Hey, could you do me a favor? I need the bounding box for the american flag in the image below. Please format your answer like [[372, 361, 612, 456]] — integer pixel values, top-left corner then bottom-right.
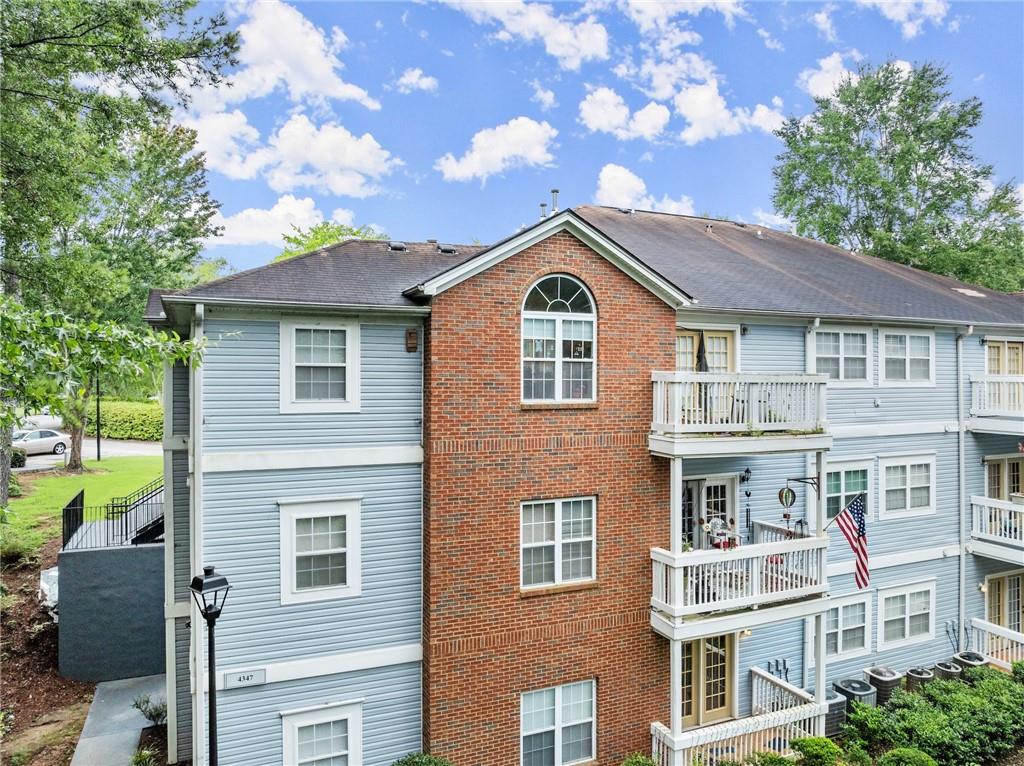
[[836, 493, 869, 589]]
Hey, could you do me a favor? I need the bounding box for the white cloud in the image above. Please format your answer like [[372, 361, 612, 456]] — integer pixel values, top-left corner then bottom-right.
[[208, 195, 325, 247], [191, 0, 379, 112], [531, 80, 558, 111], [636, 52, 717, 101], [184, 109, 264, 179], [435, 116, 558, 183], [796, 51, 859, 99], [395, 67, 439, 93], [331, 208, 356, 226], [674, 79, 784, 144], [447, 1, 608, 71], [856, 0, 949, 39], [594, 163, 696, 215], [578, 87, 670, 140], [619, 0, 748, 32], [812, 4, 838, 42], [757, 28, 784, 52], [753, 208, 794, 231]]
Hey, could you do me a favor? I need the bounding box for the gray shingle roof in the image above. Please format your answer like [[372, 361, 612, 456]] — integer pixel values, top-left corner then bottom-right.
[[573, 206, 1024, 326]]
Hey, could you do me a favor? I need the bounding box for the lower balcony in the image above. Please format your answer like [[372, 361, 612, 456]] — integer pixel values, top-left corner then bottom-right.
[[969, 496, 1024, 565], [970, 618, 1024, 671], [651, 522, 829, 640], [652, 668, 826, 766]]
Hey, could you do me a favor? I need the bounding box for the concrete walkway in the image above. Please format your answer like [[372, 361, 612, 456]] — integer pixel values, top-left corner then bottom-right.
[[72, 673, 165, 766]]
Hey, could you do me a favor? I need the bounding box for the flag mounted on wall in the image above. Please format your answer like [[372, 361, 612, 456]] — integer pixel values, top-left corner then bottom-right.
[[835, 493, 869, 589]]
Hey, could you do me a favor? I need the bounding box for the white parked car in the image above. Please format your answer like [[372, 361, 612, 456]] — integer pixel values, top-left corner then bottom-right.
[[12, 428, 70, 455]]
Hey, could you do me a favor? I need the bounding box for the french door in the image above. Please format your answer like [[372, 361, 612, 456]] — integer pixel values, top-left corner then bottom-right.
[[682, 478, 736, 550], [987, 341, 1024, 376], [680, 635, 734, 727], [986, 458, 1023, 500], [987, 573, 1024, 633]]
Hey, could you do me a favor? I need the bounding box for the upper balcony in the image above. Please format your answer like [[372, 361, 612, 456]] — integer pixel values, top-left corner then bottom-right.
[[650, 372, 832, 457], [968, 495, 1024, 565], [969, 376, 1024, 436], [650, 521, 830, 641]]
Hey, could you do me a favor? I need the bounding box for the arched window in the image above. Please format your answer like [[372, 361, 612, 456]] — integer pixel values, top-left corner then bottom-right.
[[522, 274, 596, 402]]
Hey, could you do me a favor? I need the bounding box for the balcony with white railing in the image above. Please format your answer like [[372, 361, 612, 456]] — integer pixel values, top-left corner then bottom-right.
[[970, 618, 1024, 671], [651, 521, 829, 640], [969, 495, 1024, 565], [650, 372, 832, 457], [652, 668, 825, 766], [969, 376, 1024, 435]]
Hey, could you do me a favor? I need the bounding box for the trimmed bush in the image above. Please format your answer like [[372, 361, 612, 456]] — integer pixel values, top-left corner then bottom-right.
[[791, 737, 842, 766], [8, 473, 21, 498], [11, 448, 25, 468], [744, 754, 791, 766], [1013, 660, 1024, 685], [878, 749, 938, 766], [84, 400, 163, 441], [391, 755, 455, 766], [621, 755, 656, 766]]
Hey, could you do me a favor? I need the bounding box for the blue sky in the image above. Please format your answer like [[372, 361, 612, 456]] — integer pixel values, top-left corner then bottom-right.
[[184, 1, 1024, 271]]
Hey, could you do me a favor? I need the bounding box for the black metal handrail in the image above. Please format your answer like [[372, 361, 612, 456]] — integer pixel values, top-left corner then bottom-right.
[[61, 477, 164, 551]]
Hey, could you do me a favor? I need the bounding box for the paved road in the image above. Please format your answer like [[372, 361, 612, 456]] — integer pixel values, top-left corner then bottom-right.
[[15, 414, 161, 472]]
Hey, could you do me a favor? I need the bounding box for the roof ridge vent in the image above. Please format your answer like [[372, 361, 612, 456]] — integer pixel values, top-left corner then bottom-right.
[[388, 241, 408, 252], [437, 244, 458, 255]]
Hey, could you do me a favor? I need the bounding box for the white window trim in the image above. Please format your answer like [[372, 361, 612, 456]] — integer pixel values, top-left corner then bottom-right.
[[279, 497, 362, 605], [281, 701, 362, 766], [520, 496, 598, 590], [824, 459, 875, 523], [878, 454, 937, 519], [811, 325, 874, 388], [520, 680, 596, 766], [279, 318, 361, 414], [879, 328, 936, 388], [808, 591, 874, 666], [521, 276, 597, 404], [877, 579, 936, 650]]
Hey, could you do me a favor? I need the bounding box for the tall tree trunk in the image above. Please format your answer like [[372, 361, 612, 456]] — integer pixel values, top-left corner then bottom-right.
[[0, 421, 12, 507], [63, 392, 89, 472]]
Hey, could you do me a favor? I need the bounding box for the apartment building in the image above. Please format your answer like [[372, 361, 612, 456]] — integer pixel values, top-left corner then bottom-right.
[[146, 205, 1023, 766]]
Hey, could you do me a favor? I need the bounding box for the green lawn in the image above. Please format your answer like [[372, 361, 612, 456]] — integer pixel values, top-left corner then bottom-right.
[[3, 456, 162, 564]]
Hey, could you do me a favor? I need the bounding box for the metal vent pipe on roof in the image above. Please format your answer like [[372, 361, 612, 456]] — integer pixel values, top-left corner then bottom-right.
[[550, 188, 559, 213], [539, 202, 547, 220]]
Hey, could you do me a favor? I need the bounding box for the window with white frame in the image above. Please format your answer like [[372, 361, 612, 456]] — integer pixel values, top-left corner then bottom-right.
[[521, 497, 596, 588], [815, 329, 871, 383], [826, 462, 871, 520], [522, 275, 596, 402], [280, 319, 361, 414], [810, 594, 872, 664], [881, 331, 933, 384], [279, 498, 361, 604], [879, 582, 934, 648], [282, 702, 362, 766], [521, 680, 595, 766], [880, 455, 935, 518]]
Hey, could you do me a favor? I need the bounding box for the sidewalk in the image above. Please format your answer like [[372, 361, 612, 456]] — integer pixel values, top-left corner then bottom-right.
[[71, 674, 164, 766]]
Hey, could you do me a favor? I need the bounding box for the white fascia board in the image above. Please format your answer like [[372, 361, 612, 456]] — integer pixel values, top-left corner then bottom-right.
[[416, 212, 692, 309]]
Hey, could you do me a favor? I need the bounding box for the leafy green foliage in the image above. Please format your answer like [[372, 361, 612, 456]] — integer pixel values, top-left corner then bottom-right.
[[391, 755, 455, 766], [791, 737, 843, 766], [620, 754, 657, 766], [275, 221, 387, 262], [10, 450, 25, 469], [7, 473, 21, 498], [743, 753, 791, 766], [85, 400, 163, 442], [131, 694, 167, 726], [773, 61, 1024, 292], [1013, 660, 1024, 685], [878, 748, 938, 766], [131, 750, 159, 766]]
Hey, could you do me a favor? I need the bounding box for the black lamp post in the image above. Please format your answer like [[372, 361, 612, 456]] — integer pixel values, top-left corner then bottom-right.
[[189, 565, 230, 766]]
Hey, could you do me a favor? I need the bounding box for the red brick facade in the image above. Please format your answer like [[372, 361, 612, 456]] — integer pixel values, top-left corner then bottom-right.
[[423, 230, 676, 764]]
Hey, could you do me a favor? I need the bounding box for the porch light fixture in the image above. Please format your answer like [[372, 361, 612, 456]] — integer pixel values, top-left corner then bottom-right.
[[190, 565, 230, 766], [740, 467, 752, 484]]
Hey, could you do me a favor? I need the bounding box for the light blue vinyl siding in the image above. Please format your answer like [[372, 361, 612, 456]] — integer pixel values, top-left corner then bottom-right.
[[201, 314, 422, 452], [174, 617, 192, 757], [964, 555, 1023, 620], [736, 620, 806, 716], [201, 463, 422, 667], [965, 431, 1022, 496], [217, 662, 421, 766], [739, 324, 805, 374]]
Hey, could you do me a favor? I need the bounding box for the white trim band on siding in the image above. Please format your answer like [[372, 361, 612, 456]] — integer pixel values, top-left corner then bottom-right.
[[201, 445, 424, 473], [827, 544, 960, 577], [830, 421, 959, 438], [210, 643, 422, 691]]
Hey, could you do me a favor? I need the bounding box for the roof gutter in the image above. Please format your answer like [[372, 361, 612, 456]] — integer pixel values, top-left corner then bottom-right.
[[680, 304, 1023, 330], [161, 294, 431, 316]]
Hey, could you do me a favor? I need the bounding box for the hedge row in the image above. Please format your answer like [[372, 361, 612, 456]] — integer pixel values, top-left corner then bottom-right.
[[84, 400, 163, 442]]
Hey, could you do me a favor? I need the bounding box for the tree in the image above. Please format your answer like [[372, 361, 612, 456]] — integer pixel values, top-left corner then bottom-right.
[[275, 222, 387, 262], [773, 61, 1024, 292]]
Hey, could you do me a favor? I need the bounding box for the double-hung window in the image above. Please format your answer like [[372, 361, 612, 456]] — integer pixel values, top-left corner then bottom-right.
[[522, 275, 596, 402], [521, 680, 595, 766], [810, 594, 871, 664], [879, 582, 934, 648], [815, 329, 870, 383], [279, 497, 361, 604], [826, 462, 871, 520], [280, 319, 361, 413], [881, 331, 933, 385], [521, 497, 596, 588], [880, 455, 935, 518], [282, 702, 362, 766]]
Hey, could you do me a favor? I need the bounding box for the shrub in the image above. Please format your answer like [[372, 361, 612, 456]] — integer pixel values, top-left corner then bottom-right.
[[391, 755, 455, 766], [85, 400, 163, 441], [0, 533, 35, 568], [11, 448, 25, 468], [878, 749, 938, 766], [791, 737, 842, 766], [842, 741, 872, 766], [1013, 660, 1024, 685], [7, 473, 21, 498], [131, 750, 159, 766], [131, 694, 167, 726], [621, 755, 656, 766], [745, 753, 791, 766]]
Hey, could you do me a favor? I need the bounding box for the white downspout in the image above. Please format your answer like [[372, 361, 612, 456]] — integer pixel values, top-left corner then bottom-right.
[[956, 325, 973, 652], [669, 457, 683, 738], [190, 304, 206, 765]]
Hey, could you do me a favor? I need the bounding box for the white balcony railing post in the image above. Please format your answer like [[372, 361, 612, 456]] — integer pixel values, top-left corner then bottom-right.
[[970, 495, 1024, 549], [970, 618, 1024, 670], [970, 375, 1024, 417]]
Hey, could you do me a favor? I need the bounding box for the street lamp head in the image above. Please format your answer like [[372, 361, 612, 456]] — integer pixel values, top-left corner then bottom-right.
[[190, 565, 230, 620]]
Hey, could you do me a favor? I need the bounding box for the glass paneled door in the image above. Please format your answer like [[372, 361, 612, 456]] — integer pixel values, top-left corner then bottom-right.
[[682, 478, 738, 550], [680, 635, 734, 728], [988, 573, 1024, 633]]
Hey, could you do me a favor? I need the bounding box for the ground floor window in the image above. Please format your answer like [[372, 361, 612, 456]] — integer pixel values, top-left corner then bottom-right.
[[521, 680, 595, 766], [879, 581, 935, 648], [281, 702, 361, 766]]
